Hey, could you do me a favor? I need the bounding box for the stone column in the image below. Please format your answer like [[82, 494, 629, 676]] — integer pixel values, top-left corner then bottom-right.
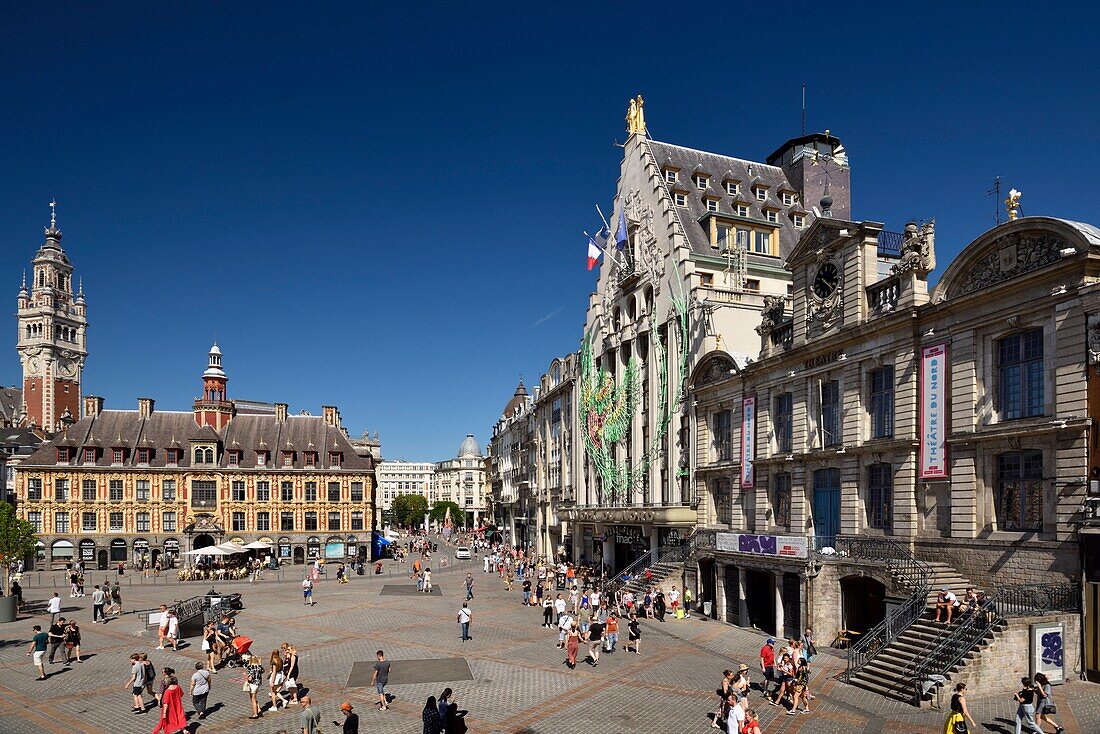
[[715, 562, 726, 621], [774, 571, 785, 639], [738, 567, 748, 626]]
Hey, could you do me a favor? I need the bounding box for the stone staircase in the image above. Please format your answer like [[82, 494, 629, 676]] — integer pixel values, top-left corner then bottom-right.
[[619, 560, 682, 598], [847, 560, 1003, 703]]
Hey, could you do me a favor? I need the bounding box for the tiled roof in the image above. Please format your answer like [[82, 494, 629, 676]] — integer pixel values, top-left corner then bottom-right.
[[22, 410, 373, 471], [647, 140, 811, 259], [0, 386, 23, 425]]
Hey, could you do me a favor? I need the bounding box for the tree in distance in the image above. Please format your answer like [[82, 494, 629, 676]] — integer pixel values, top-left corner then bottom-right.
[[391, 493, 429, 528]]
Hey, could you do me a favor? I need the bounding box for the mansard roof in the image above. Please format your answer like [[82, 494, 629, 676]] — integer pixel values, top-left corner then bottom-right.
[[23, 410, 372, 471], [646, 140, 809, 258]]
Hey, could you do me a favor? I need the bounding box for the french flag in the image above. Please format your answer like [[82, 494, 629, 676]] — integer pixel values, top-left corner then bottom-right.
[[586, 227, 608, 271]]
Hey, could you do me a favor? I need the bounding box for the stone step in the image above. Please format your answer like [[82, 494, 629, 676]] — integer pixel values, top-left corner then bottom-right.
[[846, 673, 919, 703]]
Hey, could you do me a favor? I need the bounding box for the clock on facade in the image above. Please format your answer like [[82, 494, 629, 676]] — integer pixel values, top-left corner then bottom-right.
[[812, 261, 840, 299]]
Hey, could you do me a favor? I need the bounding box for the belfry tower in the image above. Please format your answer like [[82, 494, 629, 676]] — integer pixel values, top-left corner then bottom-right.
[[16, 203, 87, 431], [193, 342, 234, 429]]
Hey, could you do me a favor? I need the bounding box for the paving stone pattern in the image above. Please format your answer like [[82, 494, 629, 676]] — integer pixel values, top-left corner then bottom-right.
[[1, 553, 1097, 734]]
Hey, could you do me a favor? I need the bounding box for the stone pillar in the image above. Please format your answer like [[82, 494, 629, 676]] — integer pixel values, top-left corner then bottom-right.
[[738, 567, 748, 626], [774, 572, 785, 639], [715, 562, 726, 622]]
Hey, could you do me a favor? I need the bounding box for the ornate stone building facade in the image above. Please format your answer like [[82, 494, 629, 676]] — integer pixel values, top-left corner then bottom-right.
[[489, 381, 535, 547], [687, 214, 1100, 686], [434, 434, 488, 527], [532, 354, 580, 557], [16, 344, 376, 569]]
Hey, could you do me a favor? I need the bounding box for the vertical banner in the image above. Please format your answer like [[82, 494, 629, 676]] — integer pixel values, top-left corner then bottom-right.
[[920, 343, 948, 479], [741, 396, 756, 488]]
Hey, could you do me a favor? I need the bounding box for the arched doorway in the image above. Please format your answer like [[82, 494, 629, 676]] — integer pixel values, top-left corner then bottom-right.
[[97, 549, 108, 570], [841, 575, 887, 635], [293, 546, 305, 564], [193, 534, 216, 550]]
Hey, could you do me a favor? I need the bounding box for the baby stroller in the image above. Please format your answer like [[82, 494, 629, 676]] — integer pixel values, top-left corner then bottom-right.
[[223, 635, 253, 668]]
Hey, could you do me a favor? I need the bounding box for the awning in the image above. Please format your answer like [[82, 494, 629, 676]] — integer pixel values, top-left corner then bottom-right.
[[242, 540, 272, 550]]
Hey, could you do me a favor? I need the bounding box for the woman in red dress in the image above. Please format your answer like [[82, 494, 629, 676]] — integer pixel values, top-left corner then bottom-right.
[[152, 675, 186, 734]]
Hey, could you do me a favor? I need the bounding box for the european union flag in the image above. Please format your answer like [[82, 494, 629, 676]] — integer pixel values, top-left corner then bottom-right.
[[615, 209, 628, 250]]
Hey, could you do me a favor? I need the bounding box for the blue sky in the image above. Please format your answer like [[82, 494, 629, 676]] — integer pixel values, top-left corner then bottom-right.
[[1, 3, 1096, 460]]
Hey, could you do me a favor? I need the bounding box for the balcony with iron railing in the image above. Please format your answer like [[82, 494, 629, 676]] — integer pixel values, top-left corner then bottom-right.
[[877, 230, 903, 257]]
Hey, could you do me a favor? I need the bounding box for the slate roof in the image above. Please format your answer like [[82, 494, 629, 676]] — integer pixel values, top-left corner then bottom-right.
[[22, 410, 374, 471], [646, 140, 811, 259], [0, 387, 23, 425]]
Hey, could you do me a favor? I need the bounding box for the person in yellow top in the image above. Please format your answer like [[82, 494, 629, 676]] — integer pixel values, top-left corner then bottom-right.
[[944, 682, 977, 734]]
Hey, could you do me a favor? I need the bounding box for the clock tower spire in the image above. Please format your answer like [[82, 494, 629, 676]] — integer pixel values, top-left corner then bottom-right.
[[16, 203, 87, 432]]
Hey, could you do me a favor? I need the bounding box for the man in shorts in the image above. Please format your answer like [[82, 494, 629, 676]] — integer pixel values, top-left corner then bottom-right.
[[156, 605, 170, 649], [370, 650, 390, 711], [26, 625, 49, 680], [759, 638, 776, 698], [166, 609, 180, 651], [302, 576, 315, 606], [585, 616, 605, 666]]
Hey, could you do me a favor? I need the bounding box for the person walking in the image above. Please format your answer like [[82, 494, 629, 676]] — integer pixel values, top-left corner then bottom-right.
[[565, 622, 581, 668], [63, 619, 82, 664], [335, 702, 359, 734], [189, 661, 211, 720], [47, 593, 62, 624], [604, 613, 619, 653], [26, 624, 49, 681], [151, 675, 186, 734], [127, 653, 148, 712], [46, 616, 66, 665], [371, 650, 390, 711], [302, 576, 315, 606], [944, 682, 977, 734], [1033, 672, 1064, 734], [91, 585, 107, 623], [156, 605, 170, 649], [423, 567, 433, 593], [283, 644, 301, 705], [626, 613, 641, 655], [802, 627, 817, 662], [457, 602, 472, 641], [422, 695, 442, 734], [465, 573, 474, 601], [1014, 677, 1045, 734], [299, 695, 321, 734], [166, 610, 180, 651], [712, 669, 735, 729], [759, 638, 776, 698], [268, 650, 289, 711], [242, 655, 264, 719], [585, 615, 605, 666], [542, 595, 554, 628], [110, 582, 123, 616], [202, 622, 219, 670]]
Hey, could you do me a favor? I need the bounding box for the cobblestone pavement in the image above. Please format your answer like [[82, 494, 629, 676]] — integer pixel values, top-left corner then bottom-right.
[[2, 557, 1097, 734]]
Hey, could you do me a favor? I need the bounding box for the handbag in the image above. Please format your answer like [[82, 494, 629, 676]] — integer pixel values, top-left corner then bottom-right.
[[952, 722, 968, 734]]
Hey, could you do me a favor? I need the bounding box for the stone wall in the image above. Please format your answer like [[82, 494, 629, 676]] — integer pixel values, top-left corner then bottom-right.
[[810, 560, 909, 645], [912, 538, 1078, 589], [952, 613, 1081, 696]]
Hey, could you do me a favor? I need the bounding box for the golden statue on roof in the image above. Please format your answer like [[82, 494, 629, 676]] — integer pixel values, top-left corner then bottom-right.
[[626, 94, 646, 136], [1006, 188, 1022, 221]]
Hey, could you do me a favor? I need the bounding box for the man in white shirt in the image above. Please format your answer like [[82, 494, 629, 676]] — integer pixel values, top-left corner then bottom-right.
[[156, 605, 170, 648], [166, 610, 180, 651], [668, 585, 680, 614], [47, 594, 62, 625], [557, 612, 573, 649], [726, 693, 746, 733], [553, 594, 567, 622], [935, 586, 959, 624]]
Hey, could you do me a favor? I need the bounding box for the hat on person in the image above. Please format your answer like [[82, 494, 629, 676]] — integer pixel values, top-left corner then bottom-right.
[[340, 702, 354, 712], [766, 637, 775, 644], [738, 663, 750, 672], [941, 586, 949, 592]]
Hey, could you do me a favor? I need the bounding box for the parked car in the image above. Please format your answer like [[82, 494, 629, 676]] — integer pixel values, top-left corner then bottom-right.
[[454, 546, 471, 560]]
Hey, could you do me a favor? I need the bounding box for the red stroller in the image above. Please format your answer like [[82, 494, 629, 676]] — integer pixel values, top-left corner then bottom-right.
[[223, 635, 253, 668]]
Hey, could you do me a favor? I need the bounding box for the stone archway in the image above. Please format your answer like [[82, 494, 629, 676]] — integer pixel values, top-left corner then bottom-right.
[[193, 534, 216, 550], [840, 575, 887, 635]]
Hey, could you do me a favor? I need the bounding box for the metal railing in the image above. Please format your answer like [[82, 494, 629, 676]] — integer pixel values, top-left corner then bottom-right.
[[602, 543, 686, 598], [908, 582, 1079, 705], [813, 535, 931, 682], [877, 230, 903, 256]]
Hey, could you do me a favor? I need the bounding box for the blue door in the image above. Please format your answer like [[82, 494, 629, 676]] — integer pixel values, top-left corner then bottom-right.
[[813, 468, 841, 541]]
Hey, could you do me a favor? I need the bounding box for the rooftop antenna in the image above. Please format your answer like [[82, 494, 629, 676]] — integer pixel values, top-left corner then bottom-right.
[[986, 176, 1004, 225], [801, 84, 806, 136]]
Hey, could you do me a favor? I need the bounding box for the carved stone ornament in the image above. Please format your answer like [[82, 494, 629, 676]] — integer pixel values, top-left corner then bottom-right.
[[1089, 315, 1100, 365], [696, 355, 736, 388], [808, 291, 842, 330], [755, 295, 787, 336], [956, 231, 1065, 297], [892, 220, 936, 276], [624, 188, 662, 292]]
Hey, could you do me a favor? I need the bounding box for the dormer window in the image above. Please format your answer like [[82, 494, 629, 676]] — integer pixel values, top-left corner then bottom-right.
[[725, 181, 740, 196], [137, 448, 152, 464], [664, 169, 678, 184], [736, 204, 749, 217], [781, 191, 795, 206], [329, 452, 343, 468], [166, 449, 180, 466], [705, 198, 719, 213], [112, 448, 124, 465], [282, 451, 294, 467], [765, 209, 779, 223], [257, 451, 268, 467], [193, 446, 215, 465], [694, 175, 709, 190], [304, 452, 317, 468], [673, 192, 687, 208], [793, 214, 806, 229], [754, 186, 768, 201], [57, 447, 72, 463], [228, 450, 240, 468], [83, 448, 96, 464]]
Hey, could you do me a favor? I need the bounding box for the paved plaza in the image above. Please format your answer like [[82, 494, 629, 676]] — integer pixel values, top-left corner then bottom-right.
[[2, 554, 1098, 734]]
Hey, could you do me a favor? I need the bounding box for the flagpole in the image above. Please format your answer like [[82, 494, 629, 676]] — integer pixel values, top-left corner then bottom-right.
[[595, 204, 612, 233], [584, 230, 623, 270]]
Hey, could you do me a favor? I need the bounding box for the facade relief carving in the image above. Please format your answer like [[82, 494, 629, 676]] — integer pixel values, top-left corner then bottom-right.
[[955, 231, 1065, 297], [755, 295, 787, 336], [695, 355, 736, 388], [891, 220, 936, 276]]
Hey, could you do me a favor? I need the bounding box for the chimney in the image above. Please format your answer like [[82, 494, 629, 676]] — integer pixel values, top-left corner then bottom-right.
[[274, 403, 288, 422], [137, 397, 155, 418], [322, 405, 340, 427], [83, 395, 104, 418]]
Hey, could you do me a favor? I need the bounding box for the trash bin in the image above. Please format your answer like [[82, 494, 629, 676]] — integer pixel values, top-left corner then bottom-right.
[[703, 601, 712, 617]]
